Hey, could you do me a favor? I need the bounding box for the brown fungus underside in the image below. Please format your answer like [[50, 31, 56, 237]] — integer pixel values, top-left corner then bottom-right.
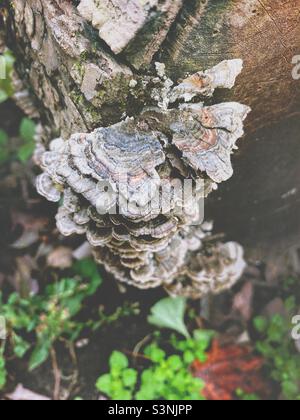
[[36, 59, 250, 298]]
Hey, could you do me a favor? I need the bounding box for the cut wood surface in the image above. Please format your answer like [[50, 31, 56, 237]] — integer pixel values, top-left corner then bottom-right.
[[159, 0, 300, 132]]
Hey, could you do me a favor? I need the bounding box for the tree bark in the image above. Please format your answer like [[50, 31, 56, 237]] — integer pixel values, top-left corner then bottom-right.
[[2, 0, 300, 264]]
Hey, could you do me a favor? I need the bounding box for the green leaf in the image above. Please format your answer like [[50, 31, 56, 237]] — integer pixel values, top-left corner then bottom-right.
[[148, 297, 190, 338], [113, 389, 132, 400], [193, 329, 215, 351], [96, 374, 112, 395], [122, 368, 138, 388], [141, 369, 154, 384], [0, 129, 9, 164], [13, 334, 30, 358], [18, 118, 36, 162], [282, 380, 299, 399], [285, 296, 296, 313], [73, 258, 103, 294], [136, 387, 156, 401], [0, 90, 8, 104], [17, 142, 35, 162], [29, 342, 51, 371], [144, 344, 166, 363], [254, 316, 268, 333], [167, 355, 183, 370], [109, 351, 129, 371], [0, 369, 6, 390], [183, 350, 195, 364], [0, 349, 7, 391], [19, 118, 36, 143], [0, 129, 8, 145]]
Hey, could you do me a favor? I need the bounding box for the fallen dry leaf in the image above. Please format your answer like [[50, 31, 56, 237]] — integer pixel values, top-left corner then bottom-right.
[[47, 246, 73, 269], [192, 339, 268, 400], [262, 298, 286, 318], [233, 281, 254, 321], [12, 256, 37, 294], [11, 230, 39, 249], [264, 253, 290, 286], [11, 210, 48, 232], [10, 211, 50, 249], [6, 384, 51, 401], [73, 242, 92, 260]]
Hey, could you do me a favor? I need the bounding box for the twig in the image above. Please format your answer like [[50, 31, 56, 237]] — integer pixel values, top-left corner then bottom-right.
[[123, 349, 150, 362], [132, 334, 152, 360], [65, 343, 79, 399], [50, 347, 61, 401]]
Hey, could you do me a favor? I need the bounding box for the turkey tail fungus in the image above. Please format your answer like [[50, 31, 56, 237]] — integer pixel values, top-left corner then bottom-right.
[[35, 59, 249, 298], [1, 0, 255, 298]]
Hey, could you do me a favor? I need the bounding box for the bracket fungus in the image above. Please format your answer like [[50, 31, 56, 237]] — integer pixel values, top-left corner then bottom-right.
[[36, 59, 250, 298], [169, 59, 244, 103]]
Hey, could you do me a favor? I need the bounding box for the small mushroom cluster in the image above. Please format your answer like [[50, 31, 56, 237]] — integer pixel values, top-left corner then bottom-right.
[[37, 60, 250, 298]]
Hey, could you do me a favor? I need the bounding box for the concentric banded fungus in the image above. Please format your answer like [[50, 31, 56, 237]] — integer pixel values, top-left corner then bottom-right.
[[170, 59, 244, 103], [170, 103, 250, 183], [36, 59, 250, 298]]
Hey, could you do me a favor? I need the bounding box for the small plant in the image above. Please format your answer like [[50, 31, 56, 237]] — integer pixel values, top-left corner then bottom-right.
[[236, 389, 260, 401], [97, 351, 138, 401], [96, 329, 214, 401], [17, 117, 36, 162], [254, 297, 300, 400], [0, 118, 36, 166], [0, 258, 103, 382], [89, 302, 140, 331]]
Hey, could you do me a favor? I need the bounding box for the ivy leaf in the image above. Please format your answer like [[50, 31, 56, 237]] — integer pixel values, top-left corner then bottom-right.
[[148, 297, 190, 338]]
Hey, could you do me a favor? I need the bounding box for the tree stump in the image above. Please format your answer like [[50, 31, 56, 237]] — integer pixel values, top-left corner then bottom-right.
[[1, 0, 300, 286]]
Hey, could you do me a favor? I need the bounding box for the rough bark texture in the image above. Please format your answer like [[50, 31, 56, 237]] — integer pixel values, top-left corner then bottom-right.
[[1, 0, 300, 278], [77, 0, 184, 69]]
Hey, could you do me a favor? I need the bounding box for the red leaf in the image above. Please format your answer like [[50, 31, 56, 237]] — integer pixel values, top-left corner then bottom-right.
[[192, 340, 268, 400]]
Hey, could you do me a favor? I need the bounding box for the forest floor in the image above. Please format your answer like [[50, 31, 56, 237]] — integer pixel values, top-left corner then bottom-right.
[[0, 100, 300, 401]]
